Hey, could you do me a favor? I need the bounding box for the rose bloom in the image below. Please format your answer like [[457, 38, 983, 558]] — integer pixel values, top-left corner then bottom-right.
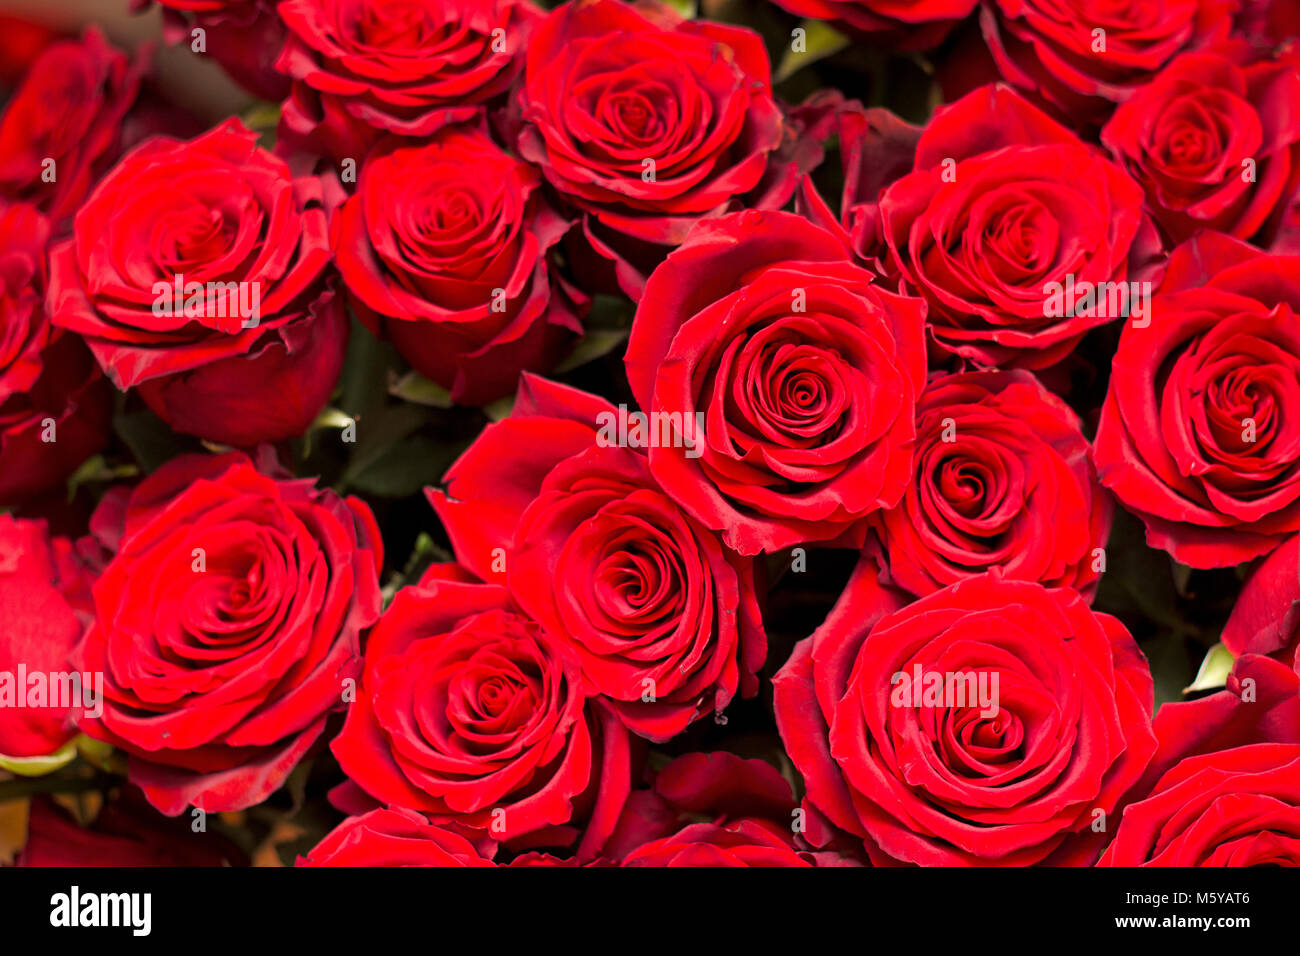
[[0, 515, 95, 769], [331, 564, 632, 857], [1222, 534, 1300, 671], [774, 560, 1157, 865], [979, 0, 1238, 127], [276, 0, 540, 162], [0, 28, 140, 227], [47, 119, 347, 447], [512, 0, 800, 299], [869, 369, 1111, 597], [1094, 231, 1300, 568], [429, 375, 766, 741], [0, 201, 111, 506], [1100, 654, 1300, 866], [74, 450, 383, 814], [767, 0, 977, 50], [1102, 52, 1300, 246], [878, 84, 1163, 370], [1136, 653, 1300, 797], [300, 808, 499, 866], [1099, 744, 1300, 866], [624, 209, 926, 556], [602, 751, 856, 866], [332, 122, 582, 406], [18, 791, 246, 867], [147, 0, 290, 101]]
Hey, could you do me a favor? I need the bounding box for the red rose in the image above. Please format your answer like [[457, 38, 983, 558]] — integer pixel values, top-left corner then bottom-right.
[[869, 369, 1111, 597], [429, 375, 767, 740], [979, 0, 1238, 127], [878, 84, 1164, 370], [622, 820, 816, 866], [1098, 743, 1300, 865], [300, 808, 498, 866], [602, 751, 856, 865], [1102, 52, 1300, 246], [624, 210, 926, 555], [0, 515, 95, 768], [0, 14, 62, 86], [0, 201, 110, 506], [47, 119, 347, 447], [1222, 535, 1300, 670], [513, 0, 797, 299], [151, 0, 291, 101], [1136, 653, 1300, 792], [332, 123, 582, 406], [276, 0, 539, 162], [18, 790, 246, 867], [767, 0, 977, 50], [0, 29, 141, 227], [331, 564, 632, 857], [74, 449, 383, 814], [1093, 231, 1300, 567], [773, 559, 1157, 865]]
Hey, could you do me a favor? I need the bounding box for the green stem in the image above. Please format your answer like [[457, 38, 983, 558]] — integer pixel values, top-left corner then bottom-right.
[[0, 772, 116, 802]]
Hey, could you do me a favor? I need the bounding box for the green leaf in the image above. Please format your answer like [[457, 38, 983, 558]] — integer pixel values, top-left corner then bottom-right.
[[345, 435, 458, 499], [1185, 642, 1234, 694], [240, 102, 282, 131], [483, 395, 515, 422], [553, 328, 630, 374], [65, 455, 139, 502], [337, 318, 392, 421], [660, 0, 697, 17], [113, 408, 198, 473], [0, 740, 77, 778], [338, 403, 435, 493], [775, 20, 849, 84], [388, 370, 453, 408]]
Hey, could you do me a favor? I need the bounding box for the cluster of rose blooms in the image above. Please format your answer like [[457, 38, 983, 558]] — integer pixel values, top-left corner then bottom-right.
[[1, 0, 1299, 867]]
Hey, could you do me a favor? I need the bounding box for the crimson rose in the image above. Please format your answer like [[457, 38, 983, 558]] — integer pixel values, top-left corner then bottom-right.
[[0, 515, 95, 769], [0, 202, 110, 505], [1102, 52, 1300, 246], [979, 0, 1238, 127], [331, 564, 632, 857], [0, 29, 140, 227], [774, 560, 1157, 865], [430, 375, 766, 740], [48, 119, 347, 447], [513, 0, 797, 299], [74, 449, 383, 814], [869, 369, 1111, 597], [300, 808, 498, 866], [878, 84, 1163, 369], [767, 0, 977, 49], [1094, 231, 1300, 567], [276, 0, 539, 162], [1099, 744, 1300, 865], [625, 209, 926, 555], [332, 123, 582, 405]]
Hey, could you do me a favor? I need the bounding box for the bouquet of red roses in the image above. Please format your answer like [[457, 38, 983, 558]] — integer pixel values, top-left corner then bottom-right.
[[0, 0, 1298, 873]]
